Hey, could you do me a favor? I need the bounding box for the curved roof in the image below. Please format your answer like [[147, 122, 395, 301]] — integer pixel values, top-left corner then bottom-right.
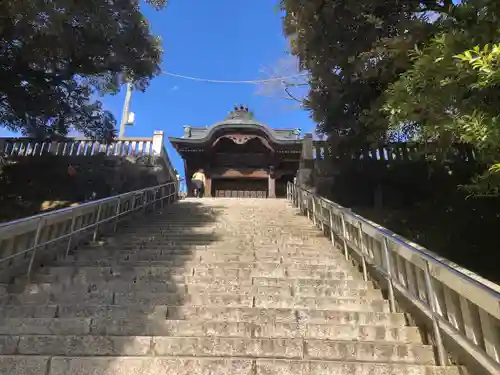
[[169, 120, 302, 149]]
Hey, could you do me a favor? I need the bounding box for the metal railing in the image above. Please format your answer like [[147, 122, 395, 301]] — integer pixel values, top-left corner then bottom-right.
[[0, 180, 181, 283], [287, 182, 500, 375]]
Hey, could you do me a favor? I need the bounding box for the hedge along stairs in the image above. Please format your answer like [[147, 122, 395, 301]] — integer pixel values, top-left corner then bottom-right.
[[0, 198, 466, 374], [0, 153, 162, 223]]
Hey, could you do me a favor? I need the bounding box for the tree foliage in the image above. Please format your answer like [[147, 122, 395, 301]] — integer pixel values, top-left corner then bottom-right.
[[0, 0, 168, 139], [280, 0, 450, 143], [255, 55, 309, 110], [281, 0, 500, 193]]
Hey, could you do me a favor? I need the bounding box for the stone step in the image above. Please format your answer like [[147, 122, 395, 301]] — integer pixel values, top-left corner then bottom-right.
[[29, 265, 358, 282], [0, 304, 405, 325], [22, 272, 370, 287], [183, 275, 365, 287], [0, 305, 58, 318], [254, 295, 389, 312], [0, 318, 422, 342], [254, 360, 464, 375], [165, 306, 407, 326], [63, 250, 347, 265], [50, 259, 354, 274], [0, 335, 435, 363], [0, 356, 465, 375], [101, 243, 333, 252], [0, 318, 92, 335], [7, 289, 387, 310], [57, 251, 348, 265], [95, 319, 422, 342], [5, 280, 380, 298]]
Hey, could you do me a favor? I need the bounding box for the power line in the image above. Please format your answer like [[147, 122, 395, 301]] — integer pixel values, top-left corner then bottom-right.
[[161, 71, 309, 84]]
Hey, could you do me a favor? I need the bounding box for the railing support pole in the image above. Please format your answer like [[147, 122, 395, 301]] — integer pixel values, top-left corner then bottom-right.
[[382, 237, 397, 313], [328, 208, 336, 248], [142, 191, 147, 213], [113, 199, 121, 233], [312, 196, 317, 227], [424, 260, 448, 366], [358, 222, 368, 282], [65, 213, 77, 258], [26, 218, 44, 282], [92, 203, 103, 242], [340, 214, 349, 260]]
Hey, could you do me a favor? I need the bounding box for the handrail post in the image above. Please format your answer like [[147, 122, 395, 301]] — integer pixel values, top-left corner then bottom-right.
[[424, 260, 448, 366], [358, 222, 368, 282], [382, 237, 397, 313], [311, 196, 317, 226], [65, 212, 77, 257], [328, 207, 336, 248], [92, 203, 103, 242], [161, 185, 165, 209], [113, 198, 121, 233], [142, 191, 147, 213], [340, 213, 349, 260], [26, 218, 44, 282]]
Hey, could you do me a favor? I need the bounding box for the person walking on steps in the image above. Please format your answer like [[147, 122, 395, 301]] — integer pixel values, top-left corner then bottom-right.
[[191, 169, 206, 198]]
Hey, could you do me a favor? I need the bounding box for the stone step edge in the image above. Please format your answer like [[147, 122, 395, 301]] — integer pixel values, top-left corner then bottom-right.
[[0, 304, 404, 315], [0, 354, 466, 366], [0, 335, 435, 364], [0, 319, 422, 342], [0, 333, 424, 345], [1, 334, 432, 346]]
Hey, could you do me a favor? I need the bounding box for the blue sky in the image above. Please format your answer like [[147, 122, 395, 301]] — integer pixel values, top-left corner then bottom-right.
[[0, 0, 315, 178]]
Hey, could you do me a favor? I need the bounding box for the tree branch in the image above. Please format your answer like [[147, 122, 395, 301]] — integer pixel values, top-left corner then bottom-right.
[[284, 86, 304, 103]]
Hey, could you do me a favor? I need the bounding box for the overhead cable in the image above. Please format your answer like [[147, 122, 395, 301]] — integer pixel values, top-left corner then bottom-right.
[[162, 71, 309, 84]]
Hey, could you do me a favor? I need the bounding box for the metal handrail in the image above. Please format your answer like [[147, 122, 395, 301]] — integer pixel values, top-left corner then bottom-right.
[[0, 180, 182, 283], [287, 182, 500, 375]]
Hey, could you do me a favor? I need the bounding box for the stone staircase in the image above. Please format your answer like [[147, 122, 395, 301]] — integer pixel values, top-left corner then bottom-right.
[[0, 198, 465, 374]]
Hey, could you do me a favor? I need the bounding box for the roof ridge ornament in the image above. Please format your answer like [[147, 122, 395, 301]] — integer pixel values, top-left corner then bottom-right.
[[225, 105, 254, 120]]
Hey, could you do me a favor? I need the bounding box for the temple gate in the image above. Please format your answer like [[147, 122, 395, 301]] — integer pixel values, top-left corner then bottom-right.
[[169, 106, 303, 198]]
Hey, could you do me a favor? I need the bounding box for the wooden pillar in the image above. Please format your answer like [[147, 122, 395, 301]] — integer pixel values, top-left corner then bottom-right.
[[268, 167, 276, 198]]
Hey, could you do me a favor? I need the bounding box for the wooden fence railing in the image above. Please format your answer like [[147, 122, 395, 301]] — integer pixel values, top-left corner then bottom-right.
[[313, 141, 477, 163], [0, 131, 177, 182], [1, 137, 154, 158]]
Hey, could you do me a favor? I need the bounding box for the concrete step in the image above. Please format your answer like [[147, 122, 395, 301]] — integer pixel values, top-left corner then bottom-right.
[[0, 335, 435, 363], [184, 275, 364, 287], [100, 243, 334, 252], [0, 304, 405, 325], [0, 305, 57, 318], [166, 306, 405, 326], [13, 280, 338, 296], [28, 265, 358, 283], [8, 289, 387, 310], [50, 259, 354, 274], [0, 318, 91, 335], [55, 251, 349, 265], [254, 295, 388, 311], [63, 250, 347, 265], [93, 319, 422, 342], [22, 272, 369, 290], [0, 318, 421, 342], [0, 199, 458, 375], [0, 356, 467, 375]]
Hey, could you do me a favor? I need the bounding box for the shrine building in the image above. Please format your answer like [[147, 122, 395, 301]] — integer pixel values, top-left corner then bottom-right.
[[169, 105, 304, 198]]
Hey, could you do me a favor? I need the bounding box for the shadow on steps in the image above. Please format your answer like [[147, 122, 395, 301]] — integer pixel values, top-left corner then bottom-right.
[[2, 200, 224, 374]]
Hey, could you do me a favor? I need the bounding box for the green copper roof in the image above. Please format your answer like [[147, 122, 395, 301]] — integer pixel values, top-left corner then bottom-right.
[[169, 105, 302, 145]]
